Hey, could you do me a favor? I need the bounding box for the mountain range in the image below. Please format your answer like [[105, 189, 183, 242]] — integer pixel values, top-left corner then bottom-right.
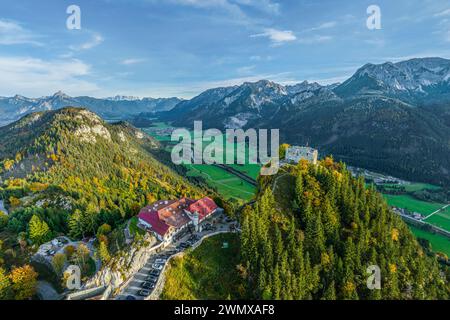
[[1, 57, 450, 185], [0, 92, 182, 126], [161, 57, 450, 186]]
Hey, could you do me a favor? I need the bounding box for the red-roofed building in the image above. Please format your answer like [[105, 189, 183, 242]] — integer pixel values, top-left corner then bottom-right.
[[188, 197, 219, 222], [138, 197, 221, 242], [138, 210, 171, 241], [138, 198, 193, 242]]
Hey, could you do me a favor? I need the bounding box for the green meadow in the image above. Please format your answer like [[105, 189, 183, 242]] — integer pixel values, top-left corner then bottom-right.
[[383, 194, 444, 216], [408, 224, 450, 257], [425, 206, 450, 232], [383, 182, 441, 192], [144, 124, 259, 201], [382, 182, 450, 255], [161, 233, 245, 300], [185, 164, 255, 201]]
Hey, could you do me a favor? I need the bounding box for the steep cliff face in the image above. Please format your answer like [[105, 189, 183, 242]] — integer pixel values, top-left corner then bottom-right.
[[85, 234, 158, 289]]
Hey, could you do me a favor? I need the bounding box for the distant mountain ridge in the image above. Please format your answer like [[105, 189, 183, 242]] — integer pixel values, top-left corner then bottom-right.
[[160, 57, 450, 186], [0, 92, 183, 126], [335, 57, 450, 103], [2, 57, 450, 185]]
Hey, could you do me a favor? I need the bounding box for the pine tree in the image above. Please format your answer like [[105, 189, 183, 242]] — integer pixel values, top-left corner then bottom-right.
[[0, 268, 11, 300], [99, 241, 111, 264], [28, 215, 51, 245]]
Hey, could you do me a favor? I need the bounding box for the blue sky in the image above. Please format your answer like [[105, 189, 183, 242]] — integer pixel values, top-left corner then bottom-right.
[[0, 0, 449, 98]]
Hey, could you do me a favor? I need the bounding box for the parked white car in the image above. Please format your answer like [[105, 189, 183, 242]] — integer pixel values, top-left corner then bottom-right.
[[152, 264, 163, 270], [155, 259, 166, 264]]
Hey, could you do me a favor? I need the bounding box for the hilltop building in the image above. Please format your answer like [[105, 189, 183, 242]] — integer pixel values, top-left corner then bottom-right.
[[138, 197, 220, 242], [285, 146, 318, 165]]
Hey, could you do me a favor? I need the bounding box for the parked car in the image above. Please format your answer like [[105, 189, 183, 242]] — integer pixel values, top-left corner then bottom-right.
[[152, 264, 163, 270], [141, 282, 155, 289], [138, 289, 151, 297], [191, 235, 199, 241], [125, 295, 136, 300], [145, 276, 158, 284], [155, 259, 166, 264], [150, 269, 160, 276], [145, 275, 158, 281]]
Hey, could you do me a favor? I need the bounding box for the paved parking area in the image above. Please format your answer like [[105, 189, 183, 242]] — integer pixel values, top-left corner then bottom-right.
[[115, 214, 237, 300]]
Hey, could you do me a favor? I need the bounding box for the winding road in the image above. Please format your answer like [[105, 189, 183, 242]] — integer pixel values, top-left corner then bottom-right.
[[423, 204, 450, 221]]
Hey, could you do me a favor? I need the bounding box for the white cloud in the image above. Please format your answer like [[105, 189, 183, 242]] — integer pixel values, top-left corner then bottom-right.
[[70, 32, 104, 51], [434, 9, 450, 17], [364, 37, 386, 46], [445, 30, 450, 42], [0, 56, 100, 96], [250, 55, 273, 61], [251, 28, 296, 45], [121, 58, 146, 65], [233, 0, 280, 14], [298, 35, 332, 44], [237, 65, 255, 75], [305, 21, 337, 32], [170, 0, 248, 20], [171, 0, 279, 13], [0, 19, 41, 46]]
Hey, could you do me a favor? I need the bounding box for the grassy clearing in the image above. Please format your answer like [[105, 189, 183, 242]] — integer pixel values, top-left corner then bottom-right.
[[141, 122, 174, 142], [228, 163, 261, 180], [129, 216, 145, 236], [161, 233, 246, 300], [382, 187, 450, 254], [408, 225, 450, 257], [425, 207, 450, 232], [383, 182, 441, 192], [383, 194, 444, 216], [185, 164, 255, 201], [143, 124, 259, 201]]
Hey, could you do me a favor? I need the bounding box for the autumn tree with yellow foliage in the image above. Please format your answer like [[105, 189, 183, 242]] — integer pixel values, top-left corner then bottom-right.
[[9, 265, 38, 300]]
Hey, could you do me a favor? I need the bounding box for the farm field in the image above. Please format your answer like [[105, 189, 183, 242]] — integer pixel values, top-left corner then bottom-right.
[[381, 181, 450, 255], [141, 122, 174, 142], [185, 164, 255, 202], [143, 123, 259, 201], [383, 194, 444, 216], [228, 163, 261, 180], [408, 225, 450, 257], [425, 206, 450, 232], [383, 182, 441, 192]]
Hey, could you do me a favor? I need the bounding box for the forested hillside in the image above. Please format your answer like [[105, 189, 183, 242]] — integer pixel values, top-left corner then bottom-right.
[[0, 108, 204, 239], [240, 159, 450, 299], [0, 108, 206, 300]]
